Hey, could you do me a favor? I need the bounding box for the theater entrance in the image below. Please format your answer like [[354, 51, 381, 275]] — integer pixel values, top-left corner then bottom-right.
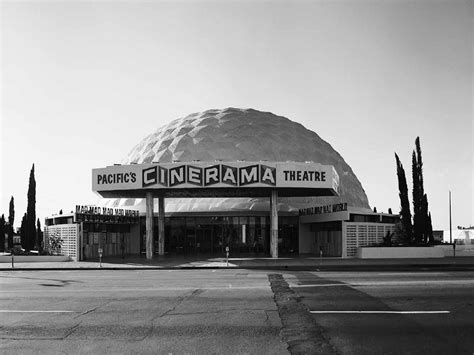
[[142, 215, 298, 257]]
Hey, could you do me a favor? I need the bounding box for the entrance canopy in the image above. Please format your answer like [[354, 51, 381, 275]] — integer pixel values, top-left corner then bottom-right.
[[92, 161, 339, 198]]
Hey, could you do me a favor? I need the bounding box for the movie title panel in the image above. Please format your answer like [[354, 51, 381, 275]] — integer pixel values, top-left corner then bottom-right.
[[92, 161, 339, 193]]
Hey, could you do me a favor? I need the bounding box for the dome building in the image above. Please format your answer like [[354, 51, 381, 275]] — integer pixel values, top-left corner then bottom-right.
[[112, 107, 370, 213], [45, 108, 399, 260]]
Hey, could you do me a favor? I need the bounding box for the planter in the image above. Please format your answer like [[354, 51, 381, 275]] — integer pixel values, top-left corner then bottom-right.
[[0, 255, 71, 263], [356, 247, 444, 259]]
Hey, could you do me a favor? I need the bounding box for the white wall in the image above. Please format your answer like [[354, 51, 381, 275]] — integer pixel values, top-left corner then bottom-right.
[[44, 224, 79, 261], [357, 247, 445, 259], [0, 255, 71, 263]]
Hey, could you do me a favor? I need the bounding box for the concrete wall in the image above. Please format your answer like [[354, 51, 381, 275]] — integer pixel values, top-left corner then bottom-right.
[[434, 245, 474, 257], [356, 247, 445, 259], [44, 224, 79, 260], [0, 255, 71, 263]]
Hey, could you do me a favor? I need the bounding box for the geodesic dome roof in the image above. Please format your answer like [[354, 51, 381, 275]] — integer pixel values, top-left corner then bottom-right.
[[104, 108, 370, 213]]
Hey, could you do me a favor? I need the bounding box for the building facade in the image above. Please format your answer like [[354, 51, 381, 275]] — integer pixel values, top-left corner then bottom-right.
[[44, 203, 398, 260], [45, 108, 399, 260]]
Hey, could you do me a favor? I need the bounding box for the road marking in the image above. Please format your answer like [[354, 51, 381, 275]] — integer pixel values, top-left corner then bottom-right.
[[0, 310, 77, 313], [290, 279, 474, 288], [0, 285, 270, 293], [292, 283, 346, 288], [310, 310, 450, 314], [375, 272, 448, 276]]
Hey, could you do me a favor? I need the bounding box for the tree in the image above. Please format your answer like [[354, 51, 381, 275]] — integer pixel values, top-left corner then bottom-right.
[[420, 194, 429, 244], [8, 196, 14, 249], [26, 164, 36, 251], [48, 232, 63, 255], [395, 153, 413, 244], [412, 150, 422, 244], [396, 137, 433, 246], [20, 213, 27, 249], [427, 212, 434, 244], [383, 231, 393, 246], [37, 218, 43, 252], [412, 137, 433, 244], [0, 214, 5, 252]]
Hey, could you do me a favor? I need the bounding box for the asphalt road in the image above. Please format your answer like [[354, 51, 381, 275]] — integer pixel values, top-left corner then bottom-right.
[[1, 269, 473, 354], [285, 271, 474, 355]]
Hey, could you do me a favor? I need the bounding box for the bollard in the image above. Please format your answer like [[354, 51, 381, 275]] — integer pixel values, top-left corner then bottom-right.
[[225, 246, 229, 267]]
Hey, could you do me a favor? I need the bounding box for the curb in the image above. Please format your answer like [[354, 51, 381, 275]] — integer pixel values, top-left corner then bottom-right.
[[2, 264, 474, 271]]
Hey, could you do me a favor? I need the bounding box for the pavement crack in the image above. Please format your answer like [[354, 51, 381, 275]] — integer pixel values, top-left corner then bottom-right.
[[264, 310, 270, 323], [74, 306, 99, 319], [62, 322, 81, 339], [268, 273, 339, 355], [161, 288, 203, 317], [137, 288, 203, 342], [163, 308, 270, 316]]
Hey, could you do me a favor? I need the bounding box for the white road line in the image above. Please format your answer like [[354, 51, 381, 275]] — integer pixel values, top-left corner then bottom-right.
[[0, 285, 270, 293], [310, 310, 450, 314], [291, 284, 346, 288], [290, 279, 474, 288], [0, 310, 77, 313]]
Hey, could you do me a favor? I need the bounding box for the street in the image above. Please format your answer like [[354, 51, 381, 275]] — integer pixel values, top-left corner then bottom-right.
[[1, 269, 473, 354], [284, 271, 474, 354]]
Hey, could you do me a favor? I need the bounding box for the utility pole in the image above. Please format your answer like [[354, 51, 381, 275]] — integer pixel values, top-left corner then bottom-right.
[[449, 191, 452, 244]]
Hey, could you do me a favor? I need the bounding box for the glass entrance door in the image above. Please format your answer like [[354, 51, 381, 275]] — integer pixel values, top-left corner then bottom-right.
[[196, 228, 212, 253]]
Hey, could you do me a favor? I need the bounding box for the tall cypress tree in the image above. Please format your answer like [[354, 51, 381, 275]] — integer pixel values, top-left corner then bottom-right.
[[8, 196, 14, 249], [412, 151, 422, 244], [421, 194, 428, 243], [26, 164, 36, 251], [415, 137, 424, 193], [413, 137, 432, 244], [427, 212, 434, 245], [395, 153, 413, 244], [37, 218, 43, 252], [20, 213, 27, 249], [0, 214, 5, 252]]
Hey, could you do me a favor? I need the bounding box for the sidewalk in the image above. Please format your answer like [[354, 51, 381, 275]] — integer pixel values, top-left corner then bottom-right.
[[2, 254, 474, 271]]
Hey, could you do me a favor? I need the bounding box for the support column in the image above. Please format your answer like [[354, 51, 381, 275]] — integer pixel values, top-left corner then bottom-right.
[[158, 197, 165, 256], [145, 192, 154, 260], [270, 189, 278, 258]]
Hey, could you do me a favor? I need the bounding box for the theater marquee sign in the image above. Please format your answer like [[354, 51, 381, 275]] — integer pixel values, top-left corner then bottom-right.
[[92, 161, 339, 195]]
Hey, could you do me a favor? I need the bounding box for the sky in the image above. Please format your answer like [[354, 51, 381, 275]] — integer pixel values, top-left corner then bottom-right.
[[1, 0, 472, 231]]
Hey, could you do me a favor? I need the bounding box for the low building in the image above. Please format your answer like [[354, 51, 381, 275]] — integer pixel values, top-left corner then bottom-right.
[[44, 208, 140, 261], [44, 203, 398, 260], [299, 203, 399, 257]]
